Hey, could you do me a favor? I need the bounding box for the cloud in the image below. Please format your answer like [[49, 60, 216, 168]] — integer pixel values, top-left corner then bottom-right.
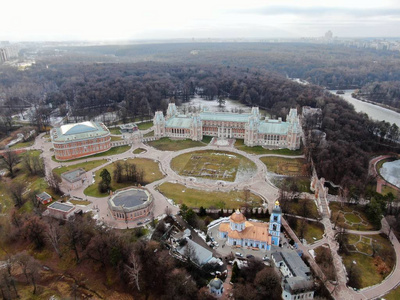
[[239, 6, 400, 18]]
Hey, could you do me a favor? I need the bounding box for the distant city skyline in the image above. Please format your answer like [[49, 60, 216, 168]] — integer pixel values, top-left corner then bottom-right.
[[2, 0, 400, 42]]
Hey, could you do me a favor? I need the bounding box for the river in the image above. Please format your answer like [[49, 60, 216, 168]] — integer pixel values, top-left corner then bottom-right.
[[329, 90, 400, 127]]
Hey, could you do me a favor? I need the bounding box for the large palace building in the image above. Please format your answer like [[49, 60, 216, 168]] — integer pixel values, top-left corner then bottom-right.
[[154, 103, 301, 149], [51, 121, 111, 161]]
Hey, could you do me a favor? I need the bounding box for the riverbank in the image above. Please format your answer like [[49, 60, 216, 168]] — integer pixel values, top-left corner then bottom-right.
[[351, 92, 400, 114]]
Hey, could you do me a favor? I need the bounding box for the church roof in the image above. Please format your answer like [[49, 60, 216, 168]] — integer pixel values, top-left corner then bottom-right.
[[218, 220, 271, 243], [230, 210, 246, 223], [209, 277, 223, 289]]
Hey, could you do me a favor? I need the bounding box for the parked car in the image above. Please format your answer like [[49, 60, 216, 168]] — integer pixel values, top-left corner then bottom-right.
[[235, 252, 243, 257], [263, 256, 270, 261], [246, 254, 255, 259]]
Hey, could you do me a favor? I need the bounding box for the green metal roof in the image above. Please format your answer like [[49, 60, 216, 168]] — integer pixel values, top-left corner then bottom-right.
[[199, 112, 251, 122], [165, 117, 192, 129], [52, 121, 109, 142], [258, 121, 290, 135]]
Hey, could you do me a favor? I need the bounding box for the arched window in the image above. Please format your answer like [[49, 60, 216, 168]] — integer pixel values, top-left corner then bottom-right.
[[273, 224, 277, 231]]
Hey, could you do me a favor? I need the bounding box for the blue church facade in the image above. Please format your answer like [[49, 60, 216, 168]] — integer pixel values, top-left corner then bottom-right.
[[218, 201, 282, 251]]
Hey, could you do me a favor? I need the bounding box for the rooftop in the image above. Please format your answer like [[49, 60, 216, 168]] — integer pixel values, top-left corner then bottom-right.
[[36, 191, 52, 200], [258, 121, 289, 135], [52, 121, 109, 142], [165, 116, 193, 129], [48, 201, 75, 212], [280, 251, 311, 279], [200, 111, 251, 122], [61, 168, 86, 183], [108, 188, 153, 212]]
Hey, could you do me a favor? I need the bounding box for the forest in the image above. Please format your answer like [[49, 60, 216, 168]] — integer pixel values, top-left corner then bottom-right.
[[33, 42, 400, 89], [358, 81, 400, 110]]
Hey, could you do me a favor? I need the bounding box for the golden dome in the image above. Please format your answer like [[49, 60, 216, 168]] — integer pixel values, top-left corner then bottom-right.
[[230, 209, 246, 223], [275, 200, 280, 206]]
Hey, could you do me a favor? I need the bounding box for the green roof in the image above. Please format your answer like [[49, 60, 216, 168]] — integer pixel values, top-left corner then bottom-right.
[[258, 121, 289, 135], [52, 121, 109, 142], [199, 112, 251, 122], [166, 117, 192, 129]]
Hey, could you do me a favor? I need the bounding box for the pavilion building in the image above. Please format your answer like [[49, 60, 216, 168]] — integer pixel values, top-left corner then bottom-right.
[[154, 103, 301, 149], [51, 121, 111, 161]]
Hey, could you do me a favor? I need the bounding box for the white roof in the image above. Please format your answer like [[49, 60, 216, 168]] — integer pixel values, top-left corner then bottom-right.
[[60, 121, 97, 135]]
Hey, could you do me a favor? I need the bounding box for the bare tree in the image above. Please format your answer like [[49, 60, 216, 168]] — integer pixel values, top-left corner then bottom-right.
[[13, 251, 41, 294], [45, 221, 63, 258], [8, 181, 26, 207], [125, 251, 142, 291], [0, 149, 19, 178], [46, 171, 62, 195]]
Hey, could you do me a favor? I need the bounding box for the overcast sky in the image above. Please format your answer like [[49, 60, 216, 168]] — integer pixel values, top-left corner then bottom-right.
[[2, 0, 400, 41]]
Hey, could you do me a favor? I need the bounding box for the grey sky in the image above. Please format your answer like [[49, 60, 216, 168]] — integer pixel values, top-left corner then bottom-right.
[[2, 0, 400, 41]]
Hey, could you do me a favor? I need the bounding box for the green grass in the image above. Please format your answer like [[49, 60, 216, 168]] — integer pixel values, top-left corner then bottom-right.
[[147, 137, 207, 151], [109, 127, 122, 135], [234, 139, 303, 155], [273, 177, 311, 193], [157, 182, 263, 209], [137, 121, 153, 130], [144, 131, 154, 137], [84, 158, 164, 197], [381, 185, 399, 197], [344, 213, 362, 224], [329, 202, 378, 231], [342, 234, 395, 288], [133, 148, 146, 154], [171, 150, 256, 182], [9, 140, 34, 149], [53, 159, 107, 176], [287, 198, 319, 219], [52, 145, 131, 162], [69, 199, 91, 206], [384, 285, 400, 300], [260, 156, 309, 176], [110, 136, 123, 141], [287, 216, 324, 244]]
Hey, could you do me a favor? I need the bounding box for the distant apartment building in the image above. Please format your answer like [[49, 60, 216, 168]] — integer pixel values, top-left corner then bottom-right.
[[154, 103, 301, 150], [51, 121, 111, 161], [0, 45, 19, 63]]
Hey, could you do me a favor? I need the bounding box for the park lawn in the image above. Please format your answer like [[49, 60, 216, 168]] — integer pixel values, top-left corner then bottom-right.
[[147, 137, 206, 151], [329, 202, 378, 231], [295, 220, 324, 244], [133, 148, 146, 154], [273, 177, 311, 193], [261, 156, 309, 176], [381, 185, 399, 197], [52, 145, 131, 162], [384, 285, 400, 300], [288, 198, 319, 219], [157, 182, 263, 209], [342, 234, 395, 288], [171, 150, 256, 182], [109, 128, 122, 135], [69, 199, 91, 206], [84, 158, 164, 197], [344, 213, 362, 224], [144, 131, 154, 137], [53, 159, 107, 176], [234, 139, 303, 156], [137, 121, 153, 130], [110, 136, 123, 141], [9, 140, 34, 149]]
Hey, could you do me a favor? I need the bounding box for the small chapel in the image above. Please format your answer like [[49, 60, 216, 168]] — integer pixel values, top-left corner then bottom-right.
[[218, 201, 282, 251]]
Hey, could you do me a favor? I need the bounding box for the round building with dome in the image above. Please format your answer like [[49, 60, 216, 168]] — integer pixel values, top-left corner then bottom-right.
[[208, 276, 224, 297], [51, 121, 111, 161], [218, 202, 281, 251]]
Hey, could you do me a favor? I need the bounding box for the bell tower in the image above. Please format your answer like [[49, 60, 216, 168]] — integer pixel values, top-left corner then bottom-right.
[[269, 200, 282, 246]]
